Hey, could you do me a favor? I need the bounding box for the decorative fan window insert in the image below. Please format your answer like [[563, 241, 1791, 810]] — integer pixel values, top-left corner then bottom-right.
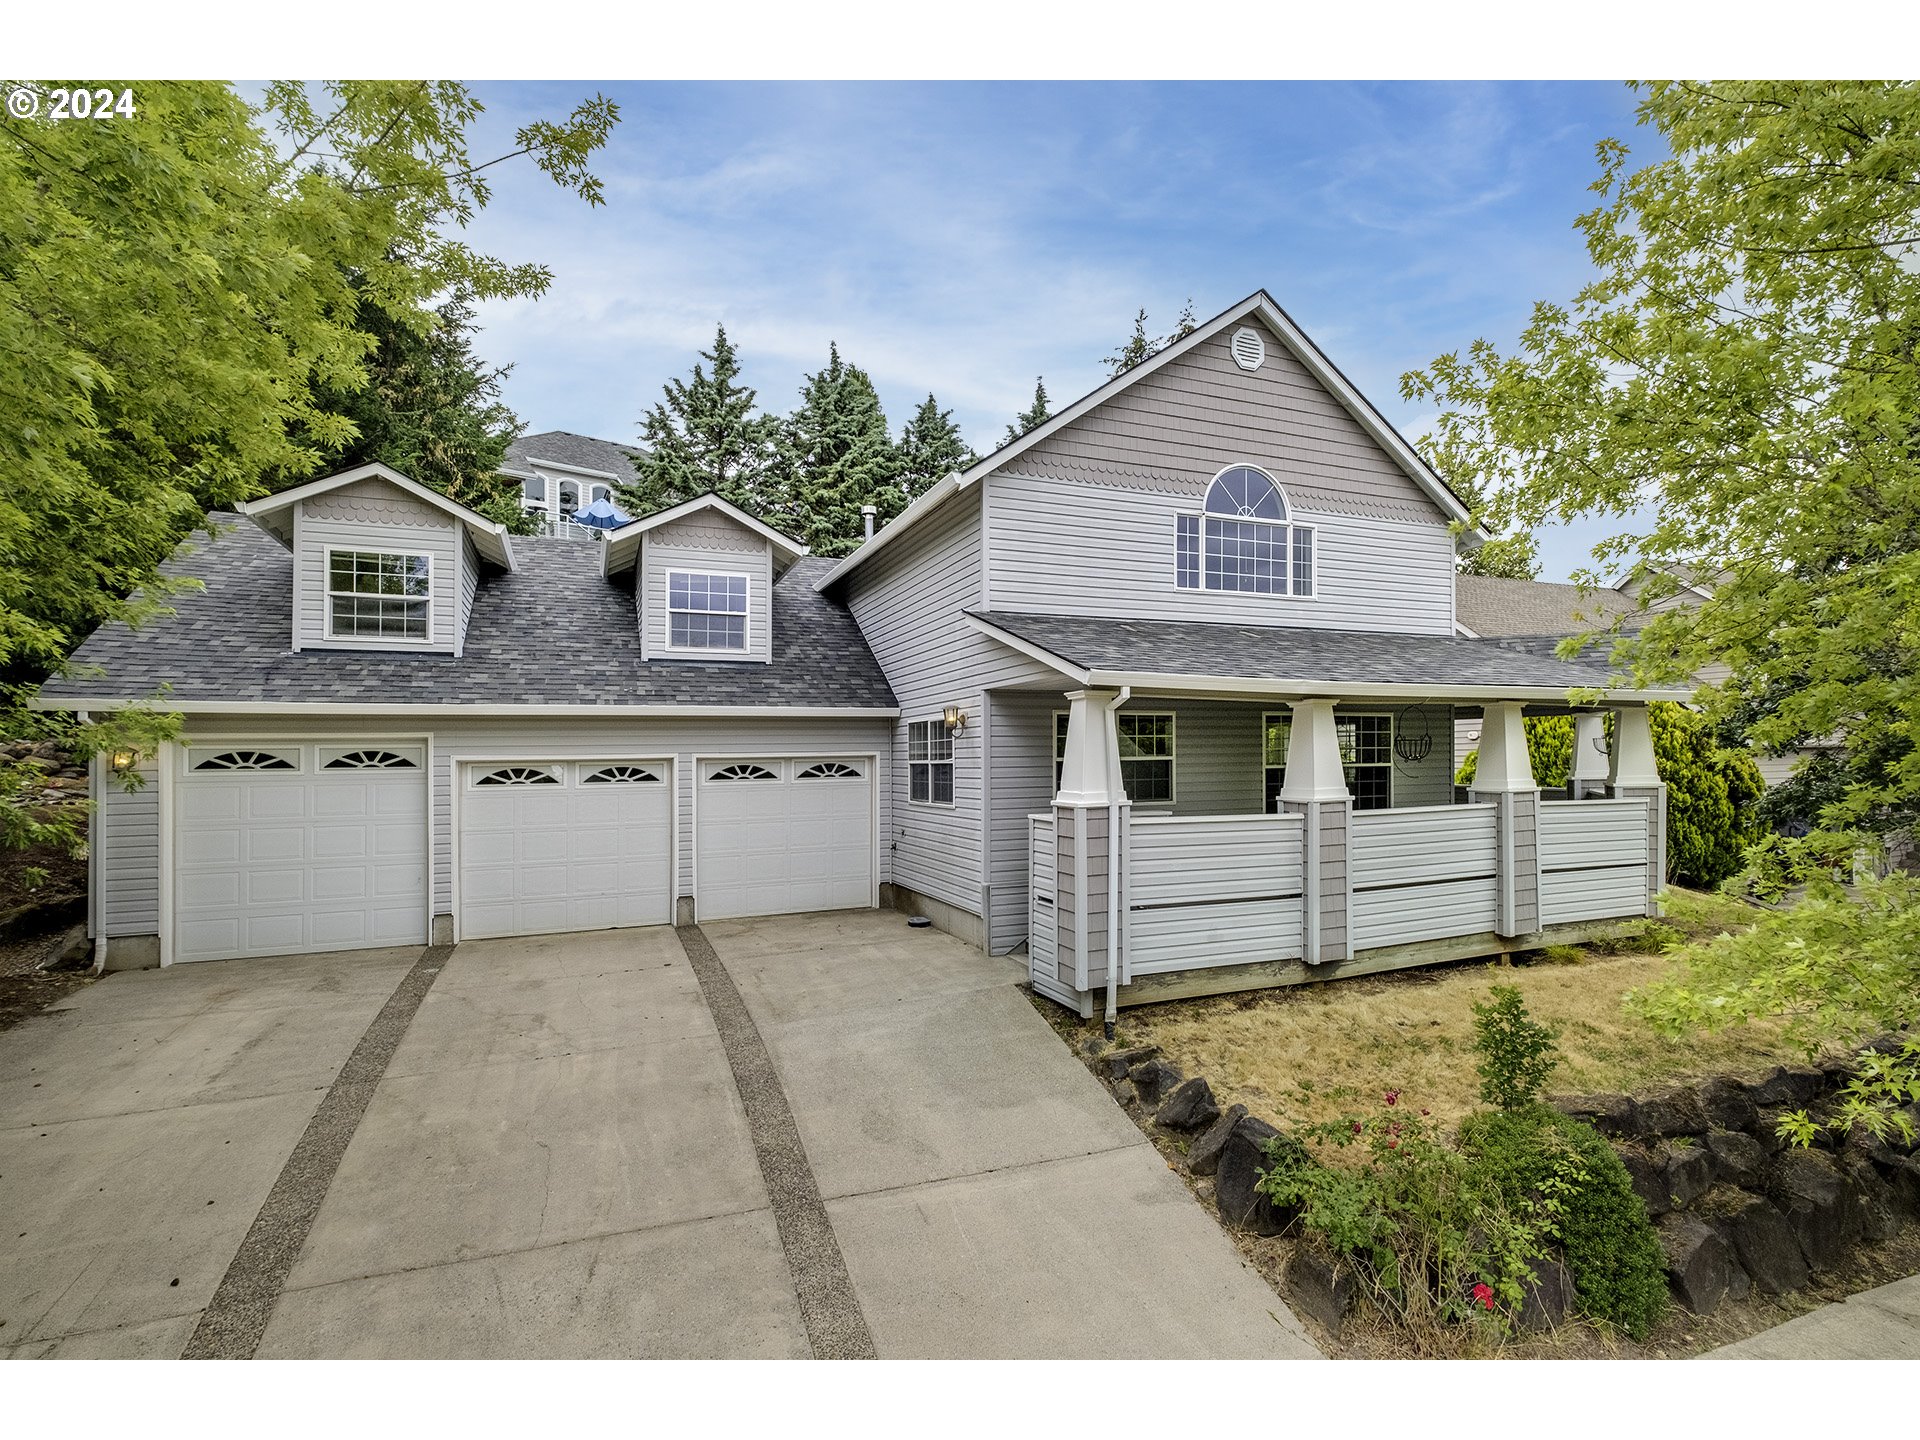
[[1174, 466, 1313, 596], [797, 762, 863, 780], [475, 766, 560, 786], [193, 749, 298, 771], [710, 763, 778, 781], [583, 765, 663, 784], [324, 749, 418, 770]]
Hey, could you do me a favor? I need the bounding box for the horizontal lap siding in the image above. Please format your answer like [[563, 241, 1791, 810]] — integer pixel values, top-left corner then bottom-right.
[[989, 694, 1059, 951], [1350, 805, 1497, 888], [988, 474, 1454, 635], [1538, 798, 1651, 927], [1350, 876, 1499, 950], [1131, 901, 1303, 975], [99, 757, 160, 935], [1126, 812, 1305, 974], [167, 714, 893, 916], [1541, 866, 1650, 926], [847, 489, 1058, 920], [640, 525, 773, 664], [297, 486, 460, 652], [1029, 816, 1056, 974]]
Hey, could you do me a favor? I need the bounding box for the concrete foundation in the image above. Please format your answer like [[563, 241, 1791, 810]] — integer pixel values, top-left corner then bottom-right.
[[886, 883, 985, 949], [675, 895, 696, 926], [101, 933, 161, 972], [431, 914, 454, 946]]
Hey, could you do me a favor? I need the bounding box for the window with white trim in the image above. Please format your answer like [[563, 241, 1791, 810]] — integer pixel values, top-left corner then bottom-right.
[[1053, 712, 1176, 803], [1262, 712, 1392, 812], [327, 550, 430, 640], [908, 720, 953, 805], [667, 571, 748, 651], [1174, 465, 1313, 597]]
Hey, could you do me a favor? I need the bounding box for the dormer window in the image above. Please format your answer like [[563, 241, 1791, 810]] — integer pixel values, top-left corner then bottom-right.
[[326, 549, 431, 641], [667, 570, 748, 651], [1174, 464, 1313, 596]]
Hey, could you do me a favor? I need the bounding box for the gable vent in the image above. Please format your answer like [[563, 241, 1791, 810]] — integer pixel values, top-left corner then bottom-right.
[[1230, 327, 1266, 372]]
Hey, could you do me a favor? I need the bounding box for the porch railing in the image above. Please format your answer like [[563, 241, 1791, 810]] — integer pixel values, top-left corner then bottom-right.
[[1127, 814, 1305, 975], [1538, 798, 1652, 926], [1349, 803, 1499, 950], [1028, 813, 1057, 979]]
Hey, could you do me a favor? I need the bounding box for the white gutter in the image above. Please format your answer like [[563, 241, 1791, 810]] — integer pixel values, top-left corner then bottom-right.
[[1081, 671, 1695, 704], [1103, 685, 1130, 1040], [29, 698, 901, 718]]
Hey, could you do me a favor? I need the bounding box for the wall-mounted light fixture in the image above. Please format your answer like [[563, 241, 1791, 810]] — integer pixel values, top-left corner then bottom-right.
[[942, 705, 968, 734], [109, 748, 139, 775]]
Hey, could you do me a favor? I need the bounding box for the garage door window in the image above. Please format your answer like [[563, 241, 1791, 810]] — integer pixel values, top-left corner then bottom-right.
[[582, 764, 664, 784], [193, 748, 299, 771], [797, 761, 862, 780], [327, 549, 431, 641], [667, 571, 748, 651], [710, 763, 778, 781], [908, 720, 953, 805], [474, 765, 561, 786], [323, 748, 419, 770]]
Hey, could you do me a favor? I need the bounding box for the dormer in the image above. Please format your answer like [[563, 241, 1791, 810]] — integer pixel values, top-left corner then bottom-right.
[[236, 462, 516, 657], [601, 494, 808, 664]]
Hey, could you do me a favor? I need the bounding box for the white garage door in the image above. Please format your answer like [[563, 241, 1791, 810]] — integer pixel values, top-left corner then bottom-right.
[[696, 756, 874, 921], [174, 742, 428, 963], [458, 759, 674, 940]]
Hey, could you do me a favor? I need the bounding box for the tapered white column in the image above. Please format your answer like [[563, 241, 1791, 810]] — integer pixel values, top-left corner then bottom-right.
[[1469, 701, 1541, 937], [1572, 712, 1610, 799], [1280, 699, 1350, 964], [1609, 705, 1667, 916], [1052, 689, 1129, 1016]]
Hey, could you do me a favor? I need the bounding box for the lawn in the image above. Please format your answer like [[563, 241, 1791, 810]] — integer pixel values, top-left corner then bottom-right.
[[1108, 889, 1837, 1136]]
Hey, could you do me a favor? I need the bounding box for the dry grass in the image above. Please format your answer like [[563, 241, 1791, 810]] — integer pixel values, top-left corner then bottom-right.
[[1108, 890, 1836, 1137]]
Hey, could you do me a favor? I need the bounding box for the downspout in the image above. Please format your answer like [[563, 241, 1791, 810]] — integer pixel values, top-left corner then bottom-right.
[[1103, 686, 1131, 1040]]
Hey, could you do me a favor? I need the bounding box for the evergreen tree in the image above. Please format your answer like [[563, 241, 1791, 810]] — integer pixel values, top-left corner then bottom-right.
[[306, 285, 538, 533], [1004, 377, 1050, 446], [892, 393, 975, 508], [777, 343, 899, 557], [628, 324, 780, 516], [1170, 297, 1198, 342], [1104, 309, 1160, 376]]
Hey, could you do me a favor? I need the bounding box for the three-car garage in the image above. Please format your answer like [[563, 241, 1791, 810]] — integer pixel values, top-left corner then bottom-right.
[[167, 739, 879, 961]]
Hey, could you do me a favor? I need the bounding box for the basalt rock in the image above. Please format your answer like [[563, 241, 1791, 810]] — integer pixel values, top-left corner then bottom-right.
[[1712, 1193, 1810, 1296], [1550, 1092, 1639, 1139], [1696, 1076, 1759, 1135], [1285, 1243, 1355, 1335], [1154, 1077, 1221, 1132], [1214, 1117, 1296, 1236], [1129, 1059, 1184, 1108], [1516, 1256, 1574, 1333], [1750, 1065, 1824, 1108], [1098, 1044, 1161, 1083], [1635, 1088, 1711, 1139], [1617, 1143, 1673, 1216], [1665, 1145, 1714, 1210], [1703, 1129, 1769, 1190], [1184, 1103, 1246, 1178], [1767, 1147, 1860, 1271], [1657, 1213, 1742, 1315]]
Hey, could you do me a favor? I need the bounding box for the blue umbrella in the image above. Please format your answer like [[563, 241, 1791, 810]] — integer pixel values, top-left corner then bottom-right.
[[571, 496, 630, 530]]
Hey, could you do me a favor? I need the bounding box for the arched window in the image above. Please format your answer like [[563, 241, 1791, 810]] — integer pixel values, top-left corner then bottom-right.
[[1175, 465, 1313, 596], [558, 480, 582, 519]]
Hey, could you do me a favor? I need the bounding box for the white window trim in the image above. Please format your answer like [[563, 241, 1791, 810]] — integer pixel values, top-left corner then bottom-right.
[[1053, 709, 1178, 806], [322, 544, 436, 648], [661, 567, 753, 657], [907, 715, 956, 808], [1174, 464, 1318, 601], [1262, 710, 1394, 811]]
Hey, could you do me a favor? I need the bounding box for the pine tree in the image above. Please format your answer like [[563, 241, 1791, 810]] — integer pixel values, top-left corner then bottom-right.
[[628, 323, 780, 517], [1104, 309, 1161, 376], [1170, 297, 1198, 342], [1004, 377, 1050, 446], [777, 342, 899, 557], [892, 393, 975, 509]]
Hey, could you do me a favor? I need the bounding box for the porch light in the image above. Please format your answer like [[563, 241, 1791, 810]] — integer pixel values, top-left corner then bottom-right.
[[942, 705, 968, 734], [109, 748, 138, 774]]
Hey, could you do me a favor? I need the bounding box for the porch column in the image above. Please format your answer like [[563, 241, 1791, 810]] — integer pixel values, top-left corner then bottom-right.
[[1279, 698, 1350, 964], [1053, 688, 1130, 1015], [1609, 705, 1667, 917], [1469, 701, 1541, 937], [1571, 711, 1610, 799]]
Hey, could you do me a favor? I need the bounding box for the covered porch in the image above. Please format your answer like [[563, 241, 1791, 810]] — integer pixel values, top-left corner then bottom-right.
[[966, 612, 1686, 1023]]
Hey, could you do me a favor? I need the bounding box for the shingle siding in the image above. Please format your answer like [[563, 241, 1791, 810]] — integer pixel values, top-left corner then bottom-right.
[[639, 515, 774, 664]]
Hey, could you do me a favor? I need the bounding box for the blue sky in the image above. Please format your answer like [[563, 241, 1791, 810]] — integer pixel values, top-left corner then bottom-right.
[[457, 81, 1655, 581]]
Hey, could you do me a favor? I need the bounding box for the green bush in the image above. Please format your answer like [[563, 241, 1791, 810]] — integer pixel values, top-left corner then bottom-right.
[[1471, 985, 1561, 1110], [1455, 703, 1765, 888], [1459, 1107, 1670, 1341]]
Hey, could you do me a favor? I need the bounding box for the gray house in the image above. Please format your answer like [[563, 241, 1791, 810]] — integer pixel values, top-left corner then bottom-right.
[[498, 430, 644, 539], [40, 291, 1688, 1022]]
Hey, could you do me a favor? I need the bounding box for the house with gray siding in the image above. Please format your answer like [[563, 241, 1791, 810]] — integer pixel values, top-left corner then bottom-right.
[[39, 291, 1688, 1017]]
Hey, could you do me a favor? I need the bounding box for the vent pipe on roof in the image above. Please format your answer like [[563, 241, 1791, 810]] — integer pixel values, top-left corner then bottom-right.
[[861, 504, 877, 542]]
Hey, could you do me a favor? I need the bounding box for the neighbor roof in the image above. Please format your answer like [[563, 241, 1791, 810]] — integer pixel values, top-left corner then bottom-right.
[[965, 610, 1690, 703], [1453, 575, 1642, 639], [38, 517, 895, 713], [502, 430, 645, 485], [818, 289, 1480, 592]]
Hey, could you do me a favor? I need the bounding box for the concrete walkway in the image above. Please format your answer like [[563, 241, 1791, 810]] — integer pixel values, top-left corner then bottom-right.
[[2, 913, 1316, 1358], [1701, 1275, 1920, 1359]]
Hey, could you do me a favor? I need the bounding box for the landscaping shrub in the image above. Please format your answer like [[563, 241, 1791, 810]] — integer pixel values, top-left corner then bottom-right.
[[1259, 1094, 1551, 1338], [1459, 1106, 1670, 1341], [1472, 984, 1560, 1110]]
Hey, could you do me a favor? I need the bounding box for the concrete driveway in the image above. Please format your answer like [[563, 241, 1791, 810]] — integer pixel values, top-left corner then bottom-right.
[[2, 913, 1314, 1359]]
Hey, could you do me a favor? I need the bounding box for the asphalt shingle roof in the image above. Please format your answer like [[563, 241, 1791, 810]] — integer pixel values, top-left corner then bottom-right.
[[1453, 574, 1640, 638], [41, 517, 895, 709], [502, 431, 645, 486], [969, 610, 1640, 692]]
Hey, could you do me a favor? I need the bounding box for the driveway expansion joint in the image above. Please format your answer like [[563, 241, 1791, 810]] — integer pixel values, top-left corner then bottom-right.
[[179, 944, 452, 1360], [674, 923, 876, 1361]]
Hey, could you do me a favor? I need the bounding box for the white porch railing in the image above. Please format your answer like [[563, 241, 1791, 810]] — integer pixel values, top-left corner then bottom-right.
[[1539, 798, 1653, 925], [1029, 813, 1057, 981], [1127, 813, 1306, 975], [1349, 803, 1501, 950]]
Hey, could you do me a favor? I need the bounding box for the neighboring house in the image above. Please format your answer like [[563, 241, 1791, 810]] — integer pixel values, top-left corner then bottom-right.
[[39, 290, 1689, 1022], [499, 430, 643, 538], [1453, 572, 1822, 790]]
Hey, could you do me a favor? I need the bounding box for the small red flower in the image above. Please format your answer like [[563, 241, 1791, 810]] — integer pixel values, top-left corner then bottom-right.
[[1420, 1108, 1430, 1117], [1384, 1089, 1401, 1106], [1351, 1121, 1363, 1134], [1472, 1283, 1494, 1311], [1387, 1137, 1399, 1149]]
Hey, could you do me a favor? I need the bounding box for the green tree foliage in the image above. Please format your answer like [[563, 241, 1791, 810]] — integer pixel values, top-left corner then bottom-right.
[[1451, 478, 1539, 579], [1003, 377, 1051, 446], [1456, 705, 1763, 887], [628, 323, 782, 517], [0, 79, 616, 848], [1471, 986, 1561, 1110], [1402, 81, 1920, 833], [776, 343, 900, 557], [304, 287, 537, 533], [893, 393, 975, 506], [1103, 300, 1201, 377]]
